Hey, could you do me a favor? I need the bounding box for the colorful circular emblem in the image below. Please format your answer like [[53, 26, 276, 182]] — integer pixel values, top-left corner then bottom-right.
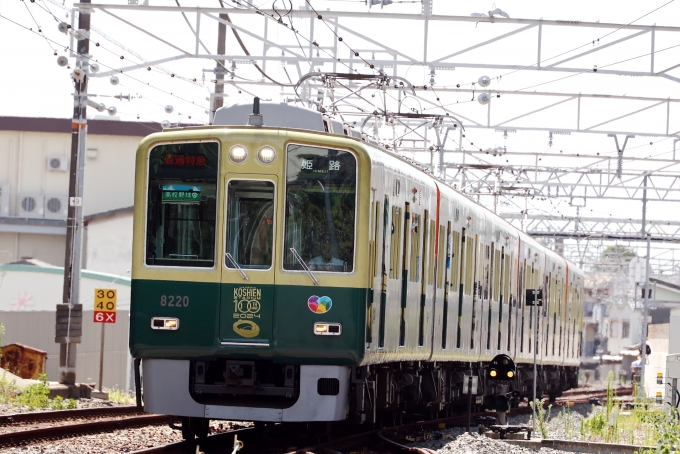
[[308, 295, 332, 314]]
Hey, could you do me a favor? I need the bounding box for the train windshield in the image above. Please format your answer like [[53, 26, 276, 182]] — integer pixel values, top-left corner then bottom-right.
[[225, 180, 275, 269], [283, 144, 356, 273], [145, 142, 219, 268]]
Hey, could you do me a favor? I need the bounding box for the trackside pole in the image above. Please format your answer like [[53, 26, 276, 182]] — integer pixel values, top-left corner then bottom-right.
[[98, 323, 105, 392], [466, 367, 473, 433]]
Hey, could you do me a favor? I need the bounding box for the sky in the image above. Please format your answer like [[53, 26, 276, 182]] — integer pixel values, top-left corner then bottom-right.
[[2, 0, 680, 269]]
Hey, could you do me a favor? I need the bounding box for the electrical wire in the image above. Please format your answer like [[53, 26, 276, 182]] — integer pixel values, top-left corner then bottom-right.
[[0, 12, 207, 111]]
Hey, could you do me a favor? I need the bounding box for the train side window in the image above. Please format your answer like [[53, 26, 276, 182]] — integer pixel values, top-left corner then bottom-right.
[[436, 225, 446, 289], [519, 259, 525, 353], [451, 230, 461, 290], [378, 196, 389, 349], [410, 213, 421, 282], [442, 221, 452, 349], [427, 219, 436, 286], [145, 141, 219, 268], [464, 235, 475, 295], [225, 180, 275, 269], [389, 205, 402, 279], [283, 144, 356, 273], [418, 210, 430, 347], [372, 201, 380, 278], [399, 202, 411, 347]]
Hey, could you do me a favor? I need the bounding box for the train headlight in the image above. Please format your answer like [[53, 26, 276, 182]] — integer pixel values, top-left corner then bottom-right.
[[151, 317, 179, 330], [490, 369, 497, 378], [229, 144, 248, 163], [257, 146, 276, 164], [507, 370, 514, 378], [314, 322, 342, 335]]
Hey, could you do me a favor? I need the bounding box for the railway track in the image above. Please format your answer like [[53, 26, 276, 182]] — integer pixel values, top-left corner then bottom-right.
[[0, 406, 167, 448]]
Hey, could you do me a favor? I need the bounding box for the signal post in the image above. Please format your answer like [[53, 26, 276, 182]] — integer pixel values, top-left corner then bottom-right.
[[94, 289, 117, 393]]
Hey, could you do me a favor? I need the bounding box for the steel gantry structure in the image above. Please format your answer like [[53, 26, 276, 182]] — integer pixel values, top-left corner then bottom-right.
[[64, 0, 680, 268]]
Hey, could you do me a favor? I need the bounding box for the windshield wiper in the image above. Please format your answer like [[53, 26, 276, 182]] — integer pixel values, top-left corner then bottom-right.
[[225, 253, 249, 281], [290, 248, 319, 286]]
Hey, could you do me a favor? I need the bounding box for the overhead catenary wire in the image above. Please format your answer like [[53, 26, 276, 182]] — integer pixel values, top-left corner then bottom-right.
[[0, 13, 208, 112]]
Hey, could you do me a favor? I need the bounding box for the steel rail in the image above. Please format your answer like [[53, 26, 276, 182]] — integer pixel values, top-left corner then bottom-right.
[[0, 405, 145, 425], [0, 413, 167, 448]]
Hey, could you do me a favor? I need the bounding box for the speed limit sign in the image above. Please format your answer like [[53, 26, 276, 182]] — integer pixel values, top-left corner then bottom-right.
[[94, 288, 117, 323]]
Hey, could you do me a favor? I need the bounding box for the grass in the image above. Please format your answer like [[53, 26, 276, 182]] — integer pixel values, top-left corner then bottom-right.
[[571, 370, 680, 453], [106, 387, 136, 405], [529, 398, 552, 438], [1, 372, 77, 411]]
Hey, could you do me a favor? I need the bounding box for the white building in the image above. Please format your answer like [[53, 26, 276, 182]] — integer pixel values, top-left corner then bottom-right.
[[0, 116, 155, 388], [0, 116, 157, 271]]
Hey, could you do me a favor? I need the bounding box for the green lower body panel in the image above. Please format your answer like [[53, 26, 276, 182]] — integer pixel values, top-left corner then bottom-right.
[[130, 279, 367, 365]]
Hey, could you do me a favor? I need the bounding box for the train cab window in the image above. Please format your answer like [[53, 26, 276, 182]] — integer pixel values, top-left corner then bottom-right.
[[225, 180, 275, 269], [145, 142, 218, 268], [283, 144, 356, 273]]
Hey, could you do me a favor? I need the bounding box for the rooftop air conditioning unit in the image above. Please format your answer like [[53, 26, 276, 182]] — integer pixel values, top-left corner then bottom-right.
[[18, 193, 44, 218], [44, 195, 68, 220], [47, 155, 69, 172], [0, 184, 9, 216]]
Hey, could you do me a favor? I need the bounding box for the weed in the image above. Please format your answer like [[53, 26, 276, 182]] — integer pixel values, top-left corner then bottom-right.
[[50, 395, 77, 410], [106, 388, 135, 405], [6, 373, 77, 411], [561, 404, 575, 440], [16, 374, 50, 410], [529, 398, 552, 439], [0, 373, 19, 404]]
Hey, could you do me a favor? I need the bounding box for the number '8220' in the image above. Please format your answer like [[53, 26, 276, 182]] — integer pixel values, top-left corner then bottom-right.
[[160, 295, 189, 307]]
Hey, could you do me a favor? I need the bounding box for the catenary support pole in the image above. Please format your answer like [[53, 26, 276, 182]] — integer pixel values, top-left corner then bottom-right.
[[532, 303, 538, 435], [640, 175, 650, 398], [212, 1, 228, 122], [58, 0, 90, 387]]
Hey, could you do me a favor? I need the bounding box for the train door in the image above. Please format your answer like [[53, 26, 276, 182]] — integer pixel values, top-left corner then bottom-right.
[[219, 174, 277, 346]]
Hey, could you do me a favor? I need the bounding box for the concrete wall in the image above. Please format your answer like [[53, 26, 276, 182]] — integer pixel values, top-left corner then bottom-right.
[[643, 324, 670, 400], [0, 263, 131, 389], [671, 308, 680, 354], [85, 211, 133, 277], [0, 310, 130, 390], [0, 233, 66, 267]]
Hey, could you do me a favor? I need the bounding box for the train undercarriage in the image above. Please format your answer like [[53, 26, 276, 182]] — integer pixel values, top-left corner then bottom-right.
[[142, 357, 578, 439]]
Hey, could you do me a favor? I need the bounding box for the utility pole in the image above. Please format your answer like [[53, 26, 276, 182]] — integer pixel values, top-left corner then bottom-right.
[[639, 174, 651, 398], [212, 1, 228, 122], [57, 0, 90, 387]]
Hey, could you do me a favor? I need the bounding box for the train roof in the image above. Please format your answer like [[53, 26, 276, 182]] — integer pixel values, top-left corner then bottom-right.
[[182, 102, 582, 276]]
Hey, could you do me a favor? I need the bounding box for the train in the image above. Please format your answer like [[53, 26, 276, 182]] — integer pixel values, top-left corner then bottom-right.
[[129, 99, 584, 439]]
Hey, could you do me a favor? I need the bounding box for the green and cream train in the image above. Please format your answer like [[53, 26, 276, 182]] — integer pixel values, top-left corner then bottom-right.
[[130, 101, 584, 437]]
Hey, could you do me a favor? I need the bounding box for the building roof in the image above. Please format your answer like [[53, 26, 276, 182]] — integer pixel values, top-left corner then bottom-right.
[[650, 277, 680, 292], [0, 116, 162, 137]]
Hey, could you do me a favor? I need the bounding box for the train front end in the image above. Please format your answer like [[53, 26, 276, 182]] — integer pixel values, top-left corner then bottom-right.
[[129, 126, 371, 427]]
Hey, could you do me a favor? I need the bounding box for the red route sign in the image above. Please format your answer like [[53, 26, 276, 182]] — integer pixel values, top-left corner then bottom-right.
[[94, 311, 116, 323]]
